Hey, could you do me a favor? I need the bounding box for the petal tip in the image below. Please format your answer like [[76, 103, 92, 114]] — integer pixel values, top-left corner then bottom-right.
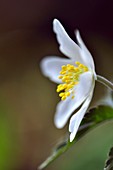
[[75, 29, 80, 35], [53, 18, 59, 25], [54, 117, 64, 129], [40, 57, 49, 73], [40, 57, 46, 73], [53, 19, 60, 28], [70, 133, 74, 142], [75, 29, 81, 41], [53, 19, 63, 34]]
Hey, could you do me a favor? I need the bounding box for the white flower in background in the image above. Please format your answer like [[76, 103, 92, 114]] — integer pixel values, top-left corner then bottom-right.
[[41, 19, 97, 142]]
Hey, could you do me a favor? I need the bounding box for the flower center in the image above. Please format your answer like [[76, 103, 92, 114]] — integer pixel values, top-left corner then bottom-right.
[[56, 62, 89, 100]]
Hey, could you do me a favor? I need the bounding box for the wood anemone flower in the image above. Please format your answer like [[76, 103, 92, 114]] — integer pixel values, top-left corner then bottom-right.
[[41, 19, 112, 142]]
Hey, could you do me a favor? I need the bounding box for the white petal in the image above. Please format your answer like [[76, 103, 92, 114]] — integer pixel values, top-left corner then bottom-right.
[[54, 71, 93, 128], [40, 56, 75, 83], [53, 19, 85, 63], [69, 89, 94, 142], [75, 30, 95, 71]]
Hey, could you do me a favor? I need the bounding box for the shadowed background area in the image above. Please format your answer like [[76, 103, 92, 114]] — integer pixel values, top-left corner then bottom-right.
[[0, 0, 113, 170]]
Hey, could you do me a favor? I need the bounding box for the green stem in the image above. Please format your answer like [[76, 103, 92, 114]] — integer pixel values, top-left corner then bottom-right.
[[97, 75, 113, 90]]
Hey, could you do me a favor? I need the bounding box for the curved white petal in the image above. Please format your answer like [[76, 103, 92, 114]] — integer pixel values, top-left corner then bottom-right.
[[53, 19, 86, 64], [40, 56, 75, 83], [75, 30, 95, 72], [69, 87, 94, 142], [54, 71, 93, 128]]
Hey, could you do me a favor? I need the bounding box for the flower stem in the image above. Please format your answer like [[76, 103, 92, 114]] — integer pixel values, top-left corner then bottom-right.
[[97, 75, 113, 90]]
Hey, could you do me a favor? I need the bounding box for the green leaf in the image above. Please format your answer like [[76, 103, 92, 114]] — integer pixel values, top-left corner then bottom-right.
[[104, 147, 113, 170], [38, 106, 113, 170]]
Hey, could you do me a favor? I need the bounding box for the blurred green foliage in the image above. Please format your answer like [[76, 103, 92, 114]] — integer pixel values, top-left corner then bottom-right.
[[50, 119, 113, 170], [39, 106, 113, 170], [0, 101, 17, 170]]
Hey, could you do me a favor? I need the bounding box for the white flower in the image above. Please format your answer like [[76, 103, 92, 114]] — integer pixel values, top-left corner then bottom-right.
[[41, 19, 97, 142]]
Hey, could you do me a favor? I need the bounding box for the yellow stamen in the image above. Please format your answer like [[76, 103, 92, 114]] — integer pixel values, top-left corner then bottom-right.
[[72, 96, 75, 99], [61, 65, 66, 71], [61, 96, 66, 100], [79, 64, 84, 69], [74, 68, 79, 72], [58, 75, 63, 79], [75, 61, 81, 65], [66, 92, 70, 96], [57, 61, 88, 100], [59, 92, 65, 97]]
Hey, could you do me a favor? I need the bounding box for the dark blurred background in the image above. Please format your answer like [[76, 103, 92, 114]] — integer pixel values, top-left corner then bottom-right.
[[0, 0, 113, 170]]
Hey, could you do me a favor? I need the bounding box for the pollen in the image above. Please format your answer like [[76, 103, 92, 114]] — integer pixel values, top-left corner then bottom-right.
[[57, 61, 89, 100]]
